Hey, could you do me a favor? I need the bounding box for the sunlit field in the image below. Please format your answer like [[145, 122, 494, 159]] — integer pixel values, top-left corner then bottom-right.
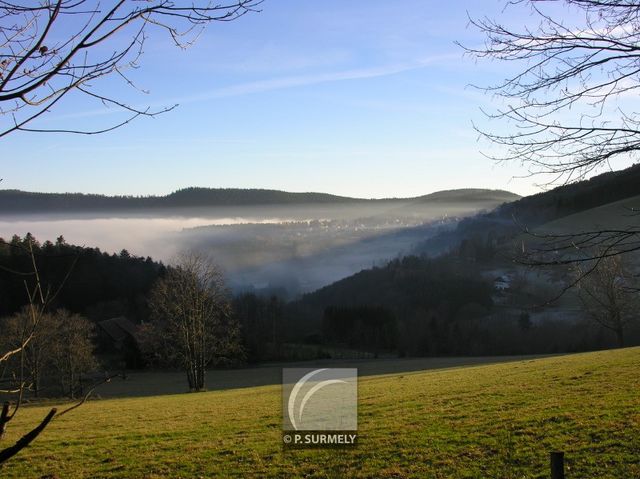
[[3, 348, 639, 478]]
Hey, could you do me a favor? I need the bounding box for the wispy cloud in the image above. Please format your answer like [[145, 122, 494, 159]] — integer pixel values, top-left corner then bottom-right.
[[44, 53, 459, 123], [177, 53, 458, 103]]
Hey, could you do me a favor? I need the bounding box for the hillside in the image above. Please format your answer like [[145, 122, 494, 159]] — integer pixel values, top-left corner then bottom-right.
[[2, 348, 638, 478], [0, 187, 519, 214], [285, 164, 640, 357], [415, 163, 640, 256], [416, 188, 519, 204], [495, 163, 640, 226], [536, 194, 640, 234], [294, 165, 640, 310], [0, 188, 356, 213]]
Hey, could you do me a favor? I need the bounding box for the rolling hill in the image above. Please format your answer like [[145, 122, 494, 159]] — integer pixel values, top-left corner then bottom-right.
[[0, 187, 520, 214], [535, 194, 640, 234], [296, 164, 640, 306], [415, 188, 520, 204], [284, 163, 640, 356], [414, 163, 640, 256]]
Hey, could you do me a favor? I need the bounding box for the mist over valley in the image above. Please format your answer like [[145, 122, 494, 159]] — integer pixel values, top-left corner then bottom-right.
[[0, 188, 518, 295]]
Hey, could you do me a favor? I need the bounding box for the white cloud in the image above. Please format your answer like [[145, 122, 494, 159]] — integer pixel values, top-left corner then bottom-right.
[[172, 53, 459, 103], [43, 53, 460, 124]]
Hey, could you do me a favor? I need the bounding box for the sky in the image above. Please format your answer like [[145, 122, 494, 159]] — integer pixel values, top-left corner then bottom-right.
[[1, 0, 617, 199]]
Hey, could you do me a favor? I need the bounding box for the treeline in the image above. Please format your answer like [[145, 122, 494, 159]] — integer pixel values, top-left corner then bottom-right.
[[0, 235, 291, 376], [0, 234, 163, 321], [280, 251, 639, 356], [0, 235, 165, 398], [0, 187, 358, 213], [299, 256, 493, 316], [315, 305, 626, 357], [0, 187, 521, 214], [3, 203, 639, 383], [286, 256, 497, 357], [233, 294, 286, 362], [1, 236, 249, 397], [322, 306, 397, 355]]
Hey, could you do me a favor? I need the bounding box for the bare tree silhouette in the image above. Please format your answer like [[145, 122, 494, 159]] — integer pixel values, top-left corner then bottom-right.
[[574, 253, 639, 347], [465, 0, 640, 269], [0, 0, 261, 137], [146, 252, 242, 392], [0, 238, 125, 465], [1, 2, 260, 464]]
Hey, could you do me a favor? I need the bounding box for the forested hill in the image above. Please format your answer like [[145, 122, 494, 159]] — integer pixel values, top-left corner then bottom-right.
[[415, 163, 640, 255], [0, 188, 519, 214], [496, 162, 640, 225], [286, 165, 640, 356], [296, 164, 640, 309], [298, 165, 640, 299], [0, 235, 164, 321], [0, 188, 355, 213], [0, 187, 519, 214], [415, 189, 519, 204]]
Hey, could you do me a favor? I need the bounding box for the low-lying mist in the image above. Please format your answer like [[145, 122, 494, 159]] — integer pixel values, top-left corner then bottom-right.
[[0, 199, 501, 296], [0, 215, 302, 261]]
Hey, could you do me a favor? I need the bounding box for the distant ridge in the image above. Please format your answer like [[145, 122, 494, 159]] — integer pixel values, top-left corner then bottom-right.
[[295, 164, 640, 313], [0, 187, 520, 214], [412, 162, 640, 256], [415, 188, 519, 203]]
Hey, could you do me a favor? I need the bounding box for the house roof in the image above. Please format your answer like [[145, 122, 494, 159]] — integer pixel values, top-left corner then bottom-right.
[[97, 316, 138, 343]]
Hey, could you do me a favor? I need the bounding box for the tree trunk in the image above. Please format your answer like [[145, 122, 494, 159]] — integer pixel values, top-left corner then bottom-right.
[[33, 365, 39, 398], [199, 355, 206, 391], [615, 327, 625, 348], [186, 367, 195, 391]]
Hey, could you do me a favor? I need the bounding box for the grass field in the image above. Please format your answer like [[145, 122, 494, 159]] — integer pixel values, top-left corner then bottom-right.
[[2, 348, 639, 478], [537, 194, 640, 234], [92, 355, 542, 398]]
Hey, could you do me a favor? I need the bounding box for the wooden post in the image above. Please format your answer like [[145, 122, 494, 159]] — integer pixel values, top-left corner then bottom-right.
[[550, 451, 565, 479]]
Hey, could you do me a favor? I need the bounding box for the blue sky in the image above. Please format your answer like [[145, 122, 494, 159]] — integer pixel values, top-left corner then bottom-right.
[[1, 1, 589, 198]]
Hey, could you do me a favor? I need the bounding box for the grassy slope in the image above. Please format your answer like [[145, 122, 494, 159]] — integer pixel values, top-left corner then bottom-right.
[[2, 348, 639, 478], [536, 194, 640, 233]]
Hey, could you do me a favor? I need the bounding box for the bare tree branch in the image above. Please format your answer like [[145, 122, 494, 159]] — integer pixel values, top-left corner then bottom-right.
[[56, 371, 125, 417], [464, 0, 640, 184], [0, 0, 262, 137], [466, 0, 640, 276], [0, 407, 56, 465], [0, 235, 86, 466]]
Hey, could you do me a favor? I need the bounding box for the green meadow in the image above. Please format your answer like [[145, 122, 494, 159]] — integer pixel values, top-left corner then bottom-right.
[[2, 348, 639, 478]]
